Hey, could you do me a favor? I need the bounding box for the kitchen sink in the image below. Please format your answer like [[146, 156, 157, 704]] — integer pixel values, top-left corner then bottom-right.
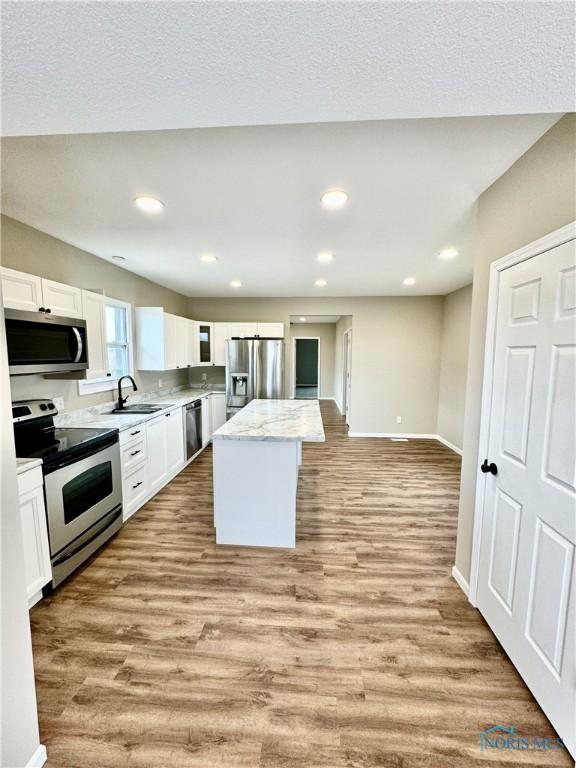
[[110, 403, 174, 414]]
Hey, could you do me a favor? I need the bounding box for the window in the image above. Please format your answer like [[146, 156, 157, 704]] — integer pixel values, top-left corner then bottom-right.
[[106, 303, 130, 379], [78, 297, 134, 395]]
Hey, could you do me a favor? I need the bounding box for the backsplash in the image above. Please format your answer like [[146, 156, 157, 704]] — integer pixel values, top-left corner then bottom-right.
[[9, 368, 189, 413], [188, 365, 225, 389]]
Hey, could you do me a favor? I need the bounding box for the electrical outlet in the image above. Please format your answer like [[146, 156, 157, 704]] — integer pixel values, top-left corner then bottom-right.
[[201, 372, 207, 381], [158, 378, 163, 388], [396, 416, 402, 424], [53, 396, 65, 411]]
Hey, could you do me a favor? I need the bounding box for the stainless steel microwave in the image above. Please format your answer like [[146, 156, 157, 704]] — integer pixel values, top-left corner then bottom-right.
[[5, 309, 88, 375]]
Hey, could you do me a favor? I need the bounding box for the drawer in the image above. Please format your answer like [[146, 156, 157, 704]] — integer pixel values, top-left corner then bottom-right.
[[123, 462, 148, 516], [120, 424, 146, 445], [17, 466, 43, 497], [120, 436, 147, 473]]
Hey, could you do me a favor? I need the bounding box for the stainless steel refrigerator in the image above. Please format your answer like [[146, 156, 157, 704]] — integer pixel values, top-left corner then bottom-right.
[[225, 337, 284, 419]]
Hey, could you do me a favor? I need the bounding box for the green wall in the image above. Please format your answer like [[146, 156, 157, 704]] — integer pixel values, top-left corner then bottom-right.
[[295, 338, 318, 386]]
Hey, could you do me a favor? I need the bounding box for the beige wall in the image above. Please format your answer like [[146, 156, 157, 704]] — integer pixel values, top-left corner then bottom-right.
[[1, 215, 190, 412], [288, 322, 335, 398], [456, 114, 576, 584], [188, 297, 444, 435], [437, 284, 472, 450], [333, 315, 353, 411]]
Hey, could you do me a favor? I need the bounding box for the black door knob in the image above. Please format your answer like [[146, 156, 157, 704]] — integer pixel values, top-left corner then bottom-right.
[[481, 459, 498, 475]]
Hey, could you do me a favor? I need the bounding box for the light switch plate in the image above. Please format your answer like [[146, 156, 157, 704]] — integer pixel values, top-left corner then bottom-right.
[[396, 416, 402, 424]]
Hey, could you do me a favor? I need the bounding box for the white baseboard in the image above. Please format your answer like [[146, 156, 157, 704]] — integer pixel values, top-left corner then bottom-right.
[[347, 431, 463, 456], [27, 745, 47, 767], [348, 432, 438, 439], [436, 435, 463, 455], [451, 565, 470, 598]]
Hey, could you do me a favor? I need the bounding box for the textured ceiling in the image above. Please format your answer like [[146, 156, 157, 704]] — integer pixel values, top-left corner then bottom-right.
[[1, 1, 574, 137], [2, 115, 560, 297]]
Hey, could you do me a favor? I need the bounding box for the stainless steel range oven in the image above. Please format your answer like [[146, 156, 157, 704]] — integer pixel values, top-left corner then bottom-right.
[[13, 399, 122, 588]]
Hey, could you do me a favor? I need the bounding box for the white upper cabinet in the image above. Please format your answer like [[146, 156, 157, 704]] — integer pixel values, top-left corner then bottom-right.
[[136, 308, 195, 371], [212, 321, 285, 366], [194, 321, 215, 365], [166, 315, 195, 369], [41, 278, 83, 318], [81, 290, 109, 380], [257, 322, 284, 337], [213, 323, 229, 366], [0, 267, 43, 312], [230, 322, 258, 338], [1, 267, 83, 317]]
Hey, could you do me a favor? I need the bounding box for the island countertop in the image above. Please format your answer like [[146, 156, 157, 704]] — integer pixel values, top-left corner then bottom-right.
[[212, 399, 325, 442]]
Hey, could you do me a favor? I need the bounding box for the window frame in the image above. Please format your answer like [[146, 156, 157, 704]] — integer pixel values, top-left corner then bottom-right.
[[78, 297, 135, 396]]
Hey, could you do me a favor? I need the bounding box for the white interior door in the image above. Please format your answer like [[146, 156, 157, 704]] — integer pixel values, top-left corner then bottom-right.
[[476, 238, 575, 754]]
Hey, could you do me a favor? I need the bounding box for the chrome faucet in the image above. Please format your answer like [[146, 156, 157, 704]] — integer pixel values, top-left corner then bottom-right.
[[116, 375, 138, 410]]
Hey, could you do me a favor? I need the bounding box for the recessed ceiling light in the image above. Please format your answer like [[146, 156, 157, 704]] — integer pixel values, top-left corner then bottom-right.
[[320, 190, 348, 210], [315, 279, 327, 287], [112, 255, 126, 263], [134, 195, 165, 214], [403, 277, 416, 286], [299, 317, 307, 322], [230, 280, 242, 288], [317, 251, 334, 263], [200, 253, 218, 263], [439, 248, 459, 260]]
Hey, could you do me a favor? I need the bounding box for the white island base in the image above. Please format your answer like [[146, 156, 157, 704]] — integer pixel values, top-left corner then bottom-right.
[[212, 400, 325, 548], [213, 439, 301, 547]]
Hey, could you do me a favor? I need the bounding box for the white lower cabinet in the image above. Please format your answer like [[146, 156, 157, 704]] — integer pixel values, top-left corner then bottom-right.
[[17, 466, 52, 607], [120, 405, 186, 520], [165, 407, 185, 474], [146, 413, 169, 493], [210, 393, 226, 435], [201, 396, 212, 446], [123, 462, 149, 518]]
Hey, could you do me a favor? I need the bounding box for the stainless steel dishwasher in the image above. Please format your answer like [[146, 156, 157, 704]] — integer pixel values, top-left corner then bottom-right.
[[185, 399, 203, 460]]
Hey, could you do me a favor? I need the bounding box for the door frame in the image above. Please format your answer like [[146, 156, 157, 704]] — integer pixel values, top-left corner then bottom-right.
[[468, 220, 576, 607], [291, 336, 321, 398], [342, 328, 352, 425]]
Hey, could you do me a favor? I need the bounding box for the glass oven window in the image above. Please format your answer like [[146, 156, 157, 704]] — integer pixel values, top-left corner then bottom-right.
[[62, 461, 113, 524]]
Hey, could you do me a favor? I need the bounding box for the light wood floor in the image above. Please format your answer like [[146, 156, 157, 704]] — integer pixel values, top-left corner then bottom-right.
[[32, 402, 571, 767]]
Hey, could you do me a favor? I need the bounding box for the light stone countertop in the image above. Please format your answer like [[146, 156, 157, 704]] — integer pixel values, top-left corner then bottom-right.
[[16, 457, 43, 475], [212, 399, 325, 442], [56, 388, 224, 433]]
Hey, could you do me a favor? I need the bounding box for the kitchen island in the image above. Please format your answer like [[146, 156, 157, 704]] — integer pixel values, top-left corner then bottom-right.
[[211, 399, 325, 547]]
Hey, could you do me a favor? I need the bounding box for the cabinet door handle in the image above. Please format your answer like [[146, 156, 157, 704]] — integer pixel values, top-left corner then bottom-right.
[[165, 412, 171, 417], [130, 449, 141, 456], [132, 481, 143, 489], [130, 429, 141, 436]]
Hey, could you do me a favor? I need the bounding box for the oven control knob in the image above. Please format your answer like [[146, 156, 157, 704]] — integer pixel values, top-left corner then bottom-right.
[[47, 403, 56, 410], [39, 403, 48, 411]]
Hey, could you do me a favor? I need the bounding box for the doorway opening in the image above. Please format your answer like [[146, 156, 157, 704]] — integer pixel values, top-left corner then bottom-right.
[[292, 337, 320, 399]]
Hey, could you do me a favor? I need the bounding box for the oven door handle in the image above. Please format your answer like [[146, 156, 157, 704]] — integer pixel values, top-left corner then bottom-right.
[[52, 506, 122, 567], [72, 326, 83, 363]]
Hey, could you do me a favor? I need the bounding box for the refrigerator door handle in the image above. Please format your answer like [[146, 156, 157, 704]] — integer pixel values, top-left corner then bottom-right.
[[249, 339, 257, 401]]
